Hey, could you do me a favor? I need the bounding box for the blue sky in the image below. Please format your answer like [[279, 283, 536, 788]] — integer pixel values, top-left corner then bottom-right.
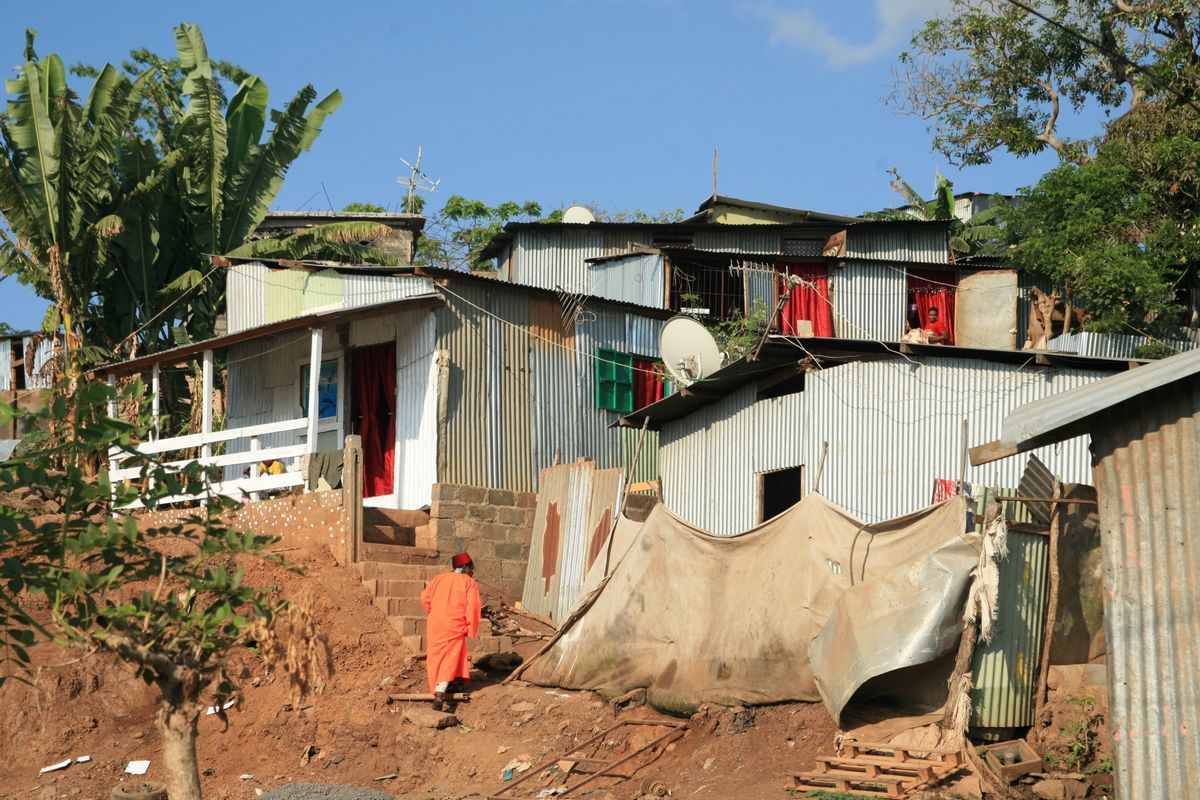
[[0, 0, 1086, 330]]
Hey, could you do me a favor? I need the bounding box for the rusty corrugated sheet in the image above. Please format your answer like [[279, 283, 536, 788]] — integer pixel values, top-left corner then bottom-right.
[[1091, 381, 1200, 799], [520, 461, 624, 621]]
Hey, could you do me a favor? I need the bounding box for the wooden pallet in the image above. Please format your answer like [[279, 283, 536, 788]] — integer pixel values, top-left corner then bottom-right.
[[787, 741, 962, 798]]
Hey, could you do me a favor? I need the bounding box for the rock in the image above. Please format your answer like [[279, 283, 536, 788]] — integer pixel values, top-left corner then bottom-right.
[[720, 705, 756, 734], [1047, 664, 1107, 693], [1031, 778, 1089, 800], [702, 757, 717, 771], [511, 701, 538, 714], [404, 708, 459, 729]]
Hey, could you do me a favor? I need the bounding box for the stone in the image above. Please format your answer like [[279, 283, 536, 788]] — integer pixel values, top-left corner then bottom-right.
[[720, 705, 755, 734], [702, 758, 717, 770], [404, 708, 459, 729], [1031, 778, 1088, 800]]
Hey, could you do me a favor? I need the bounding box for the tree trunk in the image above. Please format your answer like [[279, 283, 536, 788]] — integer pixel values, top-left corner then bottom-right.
[[156, 701, 203, 800]]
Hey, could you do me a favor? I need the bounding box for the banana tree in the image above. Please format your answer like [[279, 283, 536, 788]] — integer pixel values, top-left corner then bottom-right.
[[875, 169, 1009, 259]]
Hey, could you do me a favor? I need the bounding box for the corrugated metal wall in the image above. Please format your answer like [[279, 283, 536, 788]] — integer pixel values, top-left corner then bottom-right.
[[693, 230, 782, 254], [512, 227, 607, 294], [226, 262, 434, 334], [659, 358, 1104, 534], [843, 226, 949, 263], [1050, 330, 1200, 359], [394, 310, 438, 508], [436, 282, 665, 491], [1092, 381, 1200, 800], [585, 253, 664, 308], [969, 486, 1049, 729], [828, 261, 906, 341]]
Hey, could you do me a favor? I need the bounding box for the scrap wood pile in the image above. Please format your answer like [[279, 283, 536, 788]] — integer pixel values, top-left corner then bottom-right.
[[788, 740, 964, 798]]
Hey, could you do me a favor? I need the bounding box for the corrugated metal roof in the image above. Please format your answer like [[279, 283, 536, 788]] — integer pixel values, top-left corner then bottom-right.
[[971, 347, 1200, 464], [1049, 330, 1200, 360]]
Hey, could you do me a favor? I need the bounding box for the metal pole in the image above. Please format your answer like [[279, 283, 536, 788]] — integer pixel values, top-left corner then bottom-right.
[[958, 417, 969, 494], [1032, 477, 1063, 743], [812, 440, 829, 495]]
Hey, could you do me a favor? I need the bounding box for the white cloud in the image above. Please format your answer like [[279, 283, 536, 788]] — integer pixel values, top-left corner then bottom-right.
[[751, 0, 952, 68]]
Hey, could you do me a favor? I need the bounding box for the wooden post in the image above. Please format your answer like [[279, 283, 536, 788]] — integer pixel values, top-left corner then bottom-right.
[[106, 373, 116, 419], [958, 417, 969, 494], [605, 416, 650, 577], [151, 362, 161, 441], [305, 328, 323, 457], [812, 440, 829, 494], [343, 434, 363, 565], [1031, 477, 1064, 743], [201, 349, 213, 461]]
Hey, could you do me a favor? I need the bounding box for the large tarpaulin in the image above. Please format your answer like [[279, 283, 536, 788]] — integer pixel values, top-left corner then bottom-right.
[[514, 493, 978, 722]]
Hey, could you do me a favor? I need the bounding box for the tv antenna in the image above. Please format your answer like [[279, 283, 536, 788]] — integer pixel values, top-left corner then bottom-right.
[[397, 146, 441, 213]]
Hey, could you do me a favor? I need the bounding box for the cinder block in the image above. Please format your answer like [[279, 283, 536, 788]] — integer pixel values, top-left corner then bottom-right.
[[501, 561, 527, 581], [434, 501, 468, 520], [400, 634, 425, 653], [470, 504, 498, 523], [494, 542, 525, 560], [487, 488, 515, 507], [388, 615, 426, 636], [496, 507, 527, 526], [458, 485, 488, 504], [507, 526, 533, 545], [514, 492, 537, 509]]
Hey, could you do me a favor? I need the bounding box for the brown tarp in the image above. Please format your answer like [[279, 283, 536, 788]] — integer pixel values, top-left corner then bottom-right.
[[513, 494, 979, 721]]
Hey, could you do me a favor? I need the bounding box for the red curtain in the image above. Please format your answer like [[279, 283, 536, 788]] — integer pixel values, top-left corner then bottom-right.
[[354, 342, 396, 497], [779, 265, 834, 337], [908, 270, 956, 344], [633, 358, 664, 409]]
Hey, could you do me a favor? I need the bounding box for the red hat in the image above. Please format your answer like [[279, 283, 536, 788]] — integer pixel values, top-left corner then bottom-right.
[[452, 552, 473, 568]]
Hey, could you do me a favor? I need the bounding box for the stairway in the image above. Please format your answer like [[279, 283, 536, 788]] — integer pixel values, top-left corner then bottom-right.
[[354, 511, 515, 659]]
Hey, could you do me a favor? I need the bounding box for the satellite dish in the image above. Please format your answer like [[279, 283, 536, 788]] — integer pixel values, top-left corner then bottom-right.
[[562, 205, 596, 224], [659, 316, 724, 386]]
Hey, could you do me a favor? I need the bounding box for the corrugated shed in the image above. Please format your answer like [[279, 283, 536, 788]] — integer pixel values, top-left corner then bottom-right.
[[585, 253, 665, 308], [970, 486, 1049, 729], [843, 225, 949, 264], [744, 267, 778, 315], [512, 227, 606, 294], [1091, 382, 1200, 800], [659, 358, 1104, 534], [828, 261, 906, 341], [1049, 330, 1200, 359], [342, 271, 434, 309]]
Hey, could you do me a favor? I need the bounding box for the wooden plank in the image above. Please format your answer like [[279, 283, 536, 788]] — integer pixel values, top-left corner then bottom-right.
[[110, 443, 307, 481], [120, 471, 304, 510], [111, 417, 309, 457]]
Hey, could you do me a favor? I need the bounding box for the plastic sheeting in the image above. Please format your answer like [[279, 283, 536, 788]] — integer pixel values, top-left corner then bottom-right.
[[515, 494, 978, 721]]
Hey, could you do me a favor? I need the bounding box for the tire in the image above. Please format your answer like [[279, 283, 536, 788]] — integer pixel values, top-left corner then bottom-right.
[[111, 781, 169, 800]]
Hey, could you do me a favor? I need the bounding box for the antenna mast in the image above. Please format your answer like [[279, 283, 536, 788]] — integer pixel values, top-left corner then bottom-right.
[[712, 146, 718, 199], [398, 146, 441, 213]]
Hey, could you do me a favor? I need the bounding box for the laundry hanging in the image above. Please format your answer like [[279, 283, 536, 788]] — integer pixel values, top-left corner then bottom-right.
[[633, 358, 665, 408], [779, 265, 834, 337]]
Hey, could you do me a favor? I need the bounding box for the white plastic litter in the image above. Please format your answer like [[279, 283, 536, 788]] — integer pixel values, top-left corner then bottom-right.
[[205, 699, 237, 715], [75, 756, 92, 764], [39, 759, 71, 774], [125, 760, 151, 775]]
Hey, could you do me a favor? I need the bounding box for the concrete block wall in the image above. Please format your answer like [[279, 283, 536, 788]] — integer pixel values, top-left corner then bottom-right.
[[429, 483, 536, 601]]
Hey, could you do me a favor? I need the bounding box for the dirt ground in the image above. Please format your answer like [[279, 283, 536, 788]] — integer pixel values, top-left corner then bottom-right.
[[0, 534, 845, 800]]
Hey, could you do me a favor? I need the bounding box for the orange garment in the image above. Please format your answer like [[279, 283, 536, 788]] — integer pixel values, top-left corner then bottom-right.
[[420, 571, 482, 693]]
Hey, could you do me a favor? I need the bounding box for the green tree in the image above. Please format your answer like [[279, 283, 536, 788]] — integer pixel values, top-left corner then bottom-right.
[[0, 24, 342, 373], [1004, 101, 1200, 333], [340, 201, 387, 213], [0, 380, 328, 800], [416, 195, 543, 270], [868, 170, 1009, 258], [890, 1, 1200, 166]]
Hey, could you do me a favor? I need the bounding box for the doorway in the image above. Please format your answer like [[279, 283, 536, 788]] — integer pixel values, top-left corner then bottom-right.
[[757, 465, 805, 523], [351, 341, 396, 500]]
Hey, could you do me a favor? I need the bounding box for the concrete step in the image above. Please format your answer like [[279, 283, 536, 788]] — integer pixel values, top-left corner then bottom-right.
[[374, 596, 426, 616], [364, 507, 431, 529], [389, 615, 426, 637], [356, 561, 448, 581], [375, 579, 428, 598], [396, 633, 516, 659], [359, 543, 442, 565], [363, 523, 416, 547]]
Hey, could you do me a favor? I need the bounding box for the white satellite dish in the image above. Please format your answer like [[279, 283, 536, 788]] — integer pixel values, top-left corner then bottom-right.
[[561, 204, 596, 224], [659, 315, 724, 386]]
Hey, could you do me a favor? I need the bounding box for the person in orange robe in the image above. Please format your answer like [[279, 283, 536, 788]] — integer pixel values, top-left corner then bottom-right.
[[420, 551, 482, 710]]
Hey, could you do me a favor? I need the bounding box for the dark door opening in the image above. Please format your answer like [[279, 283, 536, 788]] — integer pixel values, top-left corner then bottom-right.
[[758, 465, 805, 523], [351, 341, 396, 498]]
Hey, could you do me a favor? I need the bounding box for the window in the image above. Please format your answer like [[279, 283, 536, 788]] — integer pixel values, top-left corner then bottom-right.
[[757, 465, 805, 523], [595, 348, 634, 412], [596, 350, 673, 412]]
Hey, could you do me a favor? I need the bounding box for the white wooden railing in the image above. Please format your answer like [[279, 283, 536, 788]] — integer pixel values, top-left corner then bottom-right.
[[108, 417, 310, 508]]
